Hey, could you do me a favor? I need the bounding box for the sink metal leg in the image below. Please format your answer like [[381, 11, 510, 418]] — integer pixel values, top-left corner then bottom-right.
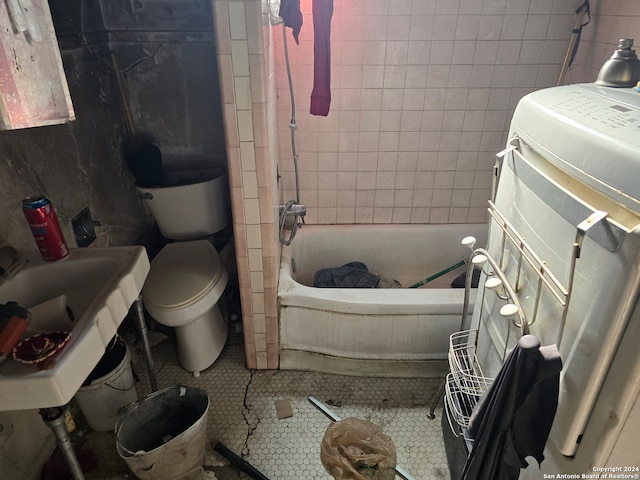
[[39, 406, 85, 480], [134, 294, 158, 392]]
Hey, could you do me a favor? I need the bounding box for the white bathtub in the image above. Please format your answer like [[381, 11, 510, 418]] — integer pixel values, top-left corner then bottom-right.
[[278, 223, 488, 377]]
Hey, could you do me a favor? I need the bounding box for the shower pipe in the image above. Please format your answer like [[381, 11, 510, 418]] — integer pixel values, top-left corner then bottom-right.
[[278, 23, 306, 246]]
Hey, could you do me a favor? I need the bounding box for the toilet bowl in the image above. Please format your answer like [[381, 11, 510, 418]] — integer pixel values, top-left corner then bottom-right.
[[143, 240, 228, 376]]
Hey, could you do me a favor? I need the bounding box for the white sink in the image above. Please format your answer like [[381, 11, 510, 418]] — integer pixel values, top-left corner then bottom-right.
[[0, 246, 149, 412]]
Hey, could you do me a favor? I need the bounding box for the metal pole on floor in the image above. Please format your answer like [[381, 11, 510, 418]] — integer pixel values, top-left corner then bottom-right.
[[308, 396, 416, 480], [134, 295, 158, 392]]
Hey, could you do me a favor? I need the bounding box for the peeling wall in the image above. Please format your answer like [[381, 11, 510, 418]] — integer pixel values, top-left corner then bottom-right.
[[0, 1, 227, 477]]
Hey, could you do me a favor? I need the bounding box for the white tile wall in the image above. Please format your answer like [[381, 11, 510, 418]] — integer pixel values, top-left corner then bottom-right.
[[273, 0, 581, 224]]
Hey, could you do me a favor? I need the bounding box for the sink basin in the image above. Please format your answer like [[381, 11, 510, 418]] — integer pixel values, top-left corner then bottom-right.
[[0, 246, 149, 412]]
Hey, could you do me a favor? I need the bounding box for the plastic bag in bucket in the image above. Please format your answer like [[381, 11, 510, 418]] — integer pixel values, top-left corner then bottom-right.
[[115, 386, 209, 480], [320, 417, 397, 480]]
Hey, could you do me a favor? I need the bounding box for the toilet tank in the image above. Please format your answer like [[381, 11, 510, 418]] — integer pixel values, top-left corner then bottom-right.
[[137, 168, 228, 240]]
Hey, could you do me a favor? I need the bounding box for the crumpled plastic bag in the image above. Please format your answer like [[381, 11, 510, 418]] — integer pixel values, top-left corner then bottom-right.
[[320, 417, 397, 480]]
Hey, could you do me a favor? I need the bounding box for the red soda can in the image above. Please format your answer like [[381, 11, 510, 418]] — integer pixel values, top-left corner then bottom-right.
[[22, 196, 69, 261]]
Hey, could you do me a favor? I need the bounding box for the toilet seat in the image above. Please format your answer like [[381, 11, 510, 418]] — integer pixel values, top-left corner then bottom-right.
[[144, 240, 224, 310]]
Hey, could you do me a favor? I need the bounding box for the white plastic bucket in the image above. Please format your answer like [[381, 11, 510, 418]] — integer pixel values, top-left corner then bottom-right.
[[75, 337, 138, 432], [115, 386, 210, 480]]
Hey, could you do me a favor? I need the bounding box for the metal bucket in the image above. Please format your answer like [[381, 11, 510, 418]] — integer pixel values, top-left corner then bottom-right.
[[115, 386, 210, 480]]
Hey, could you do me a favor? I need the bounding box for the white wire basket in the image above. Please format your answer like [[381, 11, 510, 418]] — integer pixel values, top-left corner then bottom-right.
[[448, 329, 493, 397], [444, 373, 479, 439]]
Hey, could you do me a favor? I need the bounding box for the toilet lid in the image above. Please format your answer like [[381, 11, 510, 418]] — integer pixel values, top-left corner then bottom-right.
[[143, 240, 224, 309]]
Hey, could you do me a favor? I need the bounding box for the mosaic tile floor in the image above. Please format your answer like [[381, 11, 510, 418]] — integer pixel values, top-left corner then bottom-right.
[[70, 341, 452, 480]]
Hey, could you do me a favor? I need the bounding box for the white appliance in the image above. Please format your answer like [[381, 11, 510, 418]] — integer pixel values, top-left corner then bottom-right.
[[445, 84, 640, 476]]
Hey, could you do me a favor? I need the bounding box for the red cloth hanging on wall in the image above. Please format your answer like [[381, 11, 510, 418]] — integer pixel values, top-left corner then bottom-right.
[[310, 0, 333, 116]]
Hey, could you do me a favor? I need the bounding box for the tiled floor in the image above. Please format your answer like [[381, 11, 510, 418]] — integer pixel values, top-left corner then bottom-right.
[[69, 340, 452, 480]]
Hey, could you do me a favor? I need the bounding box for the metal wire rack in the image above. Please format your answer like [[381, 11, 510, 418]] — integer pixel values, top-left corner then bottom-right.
[[448, 329, 494, 397], [444, 373, 479, 436]]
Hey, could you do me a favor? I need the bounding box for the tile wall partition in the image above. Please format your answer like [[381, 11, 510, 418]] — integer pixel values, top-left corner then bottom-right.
[[214, 0, 280, 369]]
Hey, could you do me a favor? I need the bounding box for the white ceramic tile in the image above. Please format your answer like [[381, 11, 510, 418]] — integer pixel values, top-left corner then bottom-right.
[[432, 188, 453, 207], [244, 198, 261, 224], [433, 15, 459, 40], [240, 141, 256, 171], [385, 42, 409, 65], [448, 65, 473, 87], [455, 14, 481, 40], [405, 65, 429, 88], [378, 152, 399, 171], [361, 88, 383, 109], [413, 0, 438, 15], [437, 151, 459, 170], [410, 15, 435, 41], [445, 88, 469, 110], [374, 189, 395, 207], [529, 0, 554, 14], [379, 131, 401, 151], [381, 89, 404, 110], [459, 0, 483, 15], [373, 207, 394, 223], [387, 15, 412, 41], [505, 0, 530, 14], [463, 110, 486, 131], [401, 110, 424, 131], [523, 15, 550, 40], [442, 110, 465, 131], [478, 14, 503, 40], [337, 189, 357, 206], [231, 40, 250, 76], [407, 40, 431, 65], [363, 41, 387, 65], [473, 40, 498, 64], [452, 41, 477, 64], [384, 65, 407, 87], [358, 151, 378, 170], [501, 14, 527, 40], [424, 88, 448, 109], [454, 170, 476, 189], [430, 41, 455, 64], [376, 171, 397, 189], [227, 1, 247, 40], [496, 40, 522, 63], [364, 15, 388, 41], [234, 76, 252, 110], [402, 88, 427, 110], [362, 66, 385, 88]]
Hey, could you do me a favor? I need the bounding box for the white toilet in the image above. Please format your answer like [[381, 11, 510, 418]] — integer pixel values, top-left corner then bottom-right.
[[138, 168, 230, 376]]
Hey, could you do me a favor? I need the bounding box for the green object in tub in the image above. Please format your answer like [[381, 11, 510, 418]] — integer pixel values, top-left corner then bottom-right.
[[408, 259, 466, 288]]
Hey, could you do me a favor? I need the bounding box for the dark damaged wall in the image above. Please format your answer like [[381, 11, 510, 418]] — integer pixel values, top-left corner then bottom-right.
[[0, 3, 146, 250], [0, 0, 226, 252], [0, 2, 226, 477]]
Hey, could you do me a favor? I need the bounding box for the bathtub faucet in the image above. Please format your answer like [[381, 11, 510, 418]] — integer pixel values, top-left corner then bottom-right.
[[279, 203, 306, 218]]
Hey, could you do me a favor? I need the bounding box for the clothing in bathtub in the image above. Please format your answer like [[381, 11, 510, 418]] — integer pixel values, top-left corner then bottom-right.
[[313, 262, 380, 288]]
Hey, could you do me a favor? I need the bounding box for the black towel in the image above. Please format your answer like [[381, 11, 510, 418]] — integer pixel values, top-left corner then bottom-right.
[[279, 0, 303, 44]]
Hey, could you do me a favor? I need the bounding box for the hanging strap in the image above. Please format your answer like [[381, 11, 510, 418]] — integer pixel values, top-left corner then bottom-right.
[[568, 0, 591, 68]]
